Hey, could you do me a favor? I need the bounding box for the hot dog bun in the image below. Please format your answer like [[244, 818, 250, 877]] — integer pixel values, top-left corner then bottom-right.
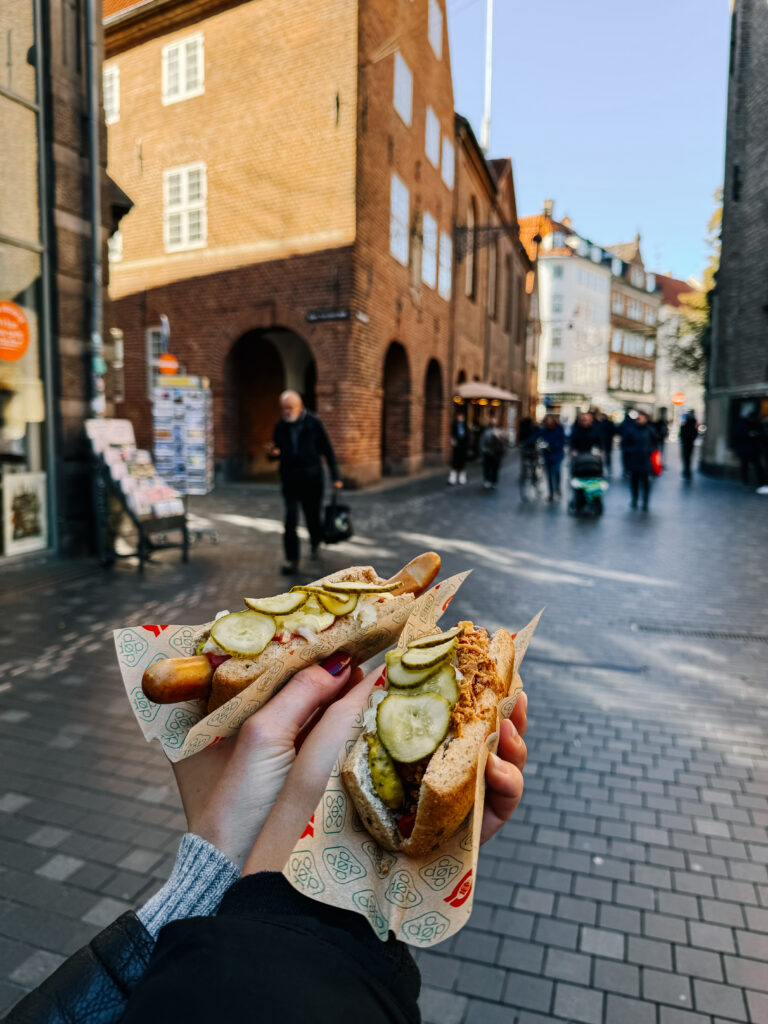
[[342, 624, 515, 857]]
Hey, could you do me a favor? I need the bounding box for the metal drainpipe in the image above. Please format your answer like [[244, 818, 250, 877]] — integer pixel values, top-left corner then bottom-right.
[[85, 0, 103, 412]]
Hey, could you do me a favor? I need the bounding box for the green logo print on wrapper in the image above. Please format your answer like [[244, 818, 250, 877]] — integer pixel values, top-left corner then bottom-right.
[[352, 890, 389, 939], [168, 625, 200, 655], [384, 870, 422, 909], [130, 686, 161, 724], [322, 846, 366, 885], [323, 791, 346, 834], [419, 854, 463, 892], [288, 851, 325, 896], [116, 629, 148, 668], [402, 911, 450, 945], [164, 707, 200, 748], [362, 841, 397, 879]]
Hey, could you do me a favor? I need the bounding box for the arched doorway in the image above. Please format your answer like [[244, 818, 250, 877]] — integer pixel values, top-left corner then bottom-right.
[[226, 327, 316, 479], [381, 342, 411, 476], [423, 359, 444, 464]]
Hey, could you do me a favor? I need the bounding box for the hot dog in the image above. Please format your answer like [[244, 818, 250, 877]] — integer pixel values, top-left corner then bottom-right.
[[342, 621, 515, 857], [141, 552, 441, 713]]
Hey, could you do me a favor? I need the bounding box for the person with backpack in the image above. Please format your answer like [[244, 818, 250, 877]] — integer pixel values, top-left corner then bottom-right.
[[480, 412, 506, 489]]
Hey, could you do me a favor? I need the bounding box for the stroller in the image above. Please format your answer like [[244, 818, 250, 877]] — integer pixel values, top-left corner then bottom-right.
[[569, 451, 608, 517]]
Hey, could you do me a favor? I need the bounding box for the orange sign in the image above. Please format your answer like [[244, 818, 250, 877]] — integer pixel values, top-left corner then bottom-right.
[[158, 352, 179, 375], [0, 301, 30, 362], [671, 392, 686, 406]]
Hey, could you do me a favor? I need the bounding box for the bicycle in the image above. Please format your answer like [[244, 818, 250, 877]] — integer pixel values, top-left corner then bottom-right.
[[518, 440, 547, 502]]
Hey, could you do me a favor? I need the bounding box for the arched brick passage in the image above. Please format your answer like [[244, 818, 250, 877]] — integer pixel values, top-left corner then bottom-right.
[[456, 369, 467, 385], [226, 327, 315, 479], [381, 341, 411, 476], [423, 358, 444, 463]]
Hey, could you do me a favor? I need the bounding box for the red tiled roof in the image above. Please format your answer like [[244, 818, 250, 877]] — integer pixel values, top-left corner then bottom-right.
[[518, 214, 572, 261], [655, 273, 694, 308]]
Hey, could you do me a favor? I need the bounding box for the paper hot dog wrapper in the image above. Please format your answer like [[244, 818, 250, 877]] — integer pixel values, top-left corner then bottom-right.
[[282, 609, 543, 948], [113, 570, 470, 762]]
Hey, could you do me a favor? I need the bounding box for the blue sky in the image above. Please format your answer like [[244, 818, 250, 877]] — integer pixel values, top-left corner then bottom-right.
[[446, 0, 730, 281]]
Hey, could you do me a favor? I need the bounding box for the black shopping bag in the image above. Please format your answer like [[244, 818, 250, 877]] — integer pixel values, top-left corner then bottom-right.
[[323, 491, 353, 544]]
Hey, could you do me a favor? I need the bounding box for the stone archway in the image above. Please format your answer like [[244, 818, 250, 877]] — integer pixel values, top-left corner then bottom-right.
[[423, 359, 444, 464], [226, 327, 316, 479], [381, 342, 411, 476]]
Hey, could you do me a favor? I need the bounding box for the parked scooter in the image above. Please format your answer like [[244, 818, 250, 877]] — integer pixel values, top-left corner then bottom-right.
[[569, 450, 608, 517]]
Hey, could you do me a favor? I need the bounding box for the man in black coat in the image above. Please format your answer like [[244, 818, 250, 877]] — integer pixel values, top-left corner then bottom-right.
[[680, 410, 698, 479], [593, 409, 616, 474], [569, 411, 602, 454], [268, 390, 342, 574], [624, 410, 658, 511]]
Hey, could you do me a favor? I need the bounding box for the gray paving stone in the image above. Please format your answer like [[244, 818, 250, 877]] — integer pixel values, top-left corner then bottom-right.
[[674, 871, 715, 897], [34, 854, 85, 882], [533, 917, 579, 950], [605, 994, 656, 1024], [464, 998, 515, 1024], [745, 989, 768, 1024], [643, 912, 688, 943], [8, 950, 66, 988], [692, 979, 747, 1021], [452, 928, 500, 964], [580, 927, 624, 960], [628, 936, 673, 970], [593, 958, 640, 997], [0, 793, 32, 814], [689, 921, 736, 954], [25, 826, 71, 849], [81, 896, 131, 927], [745, 905, 768, 932], [642, 967, 692, 1007], [599, 904, 642, 934], [616, 883, 656, 910], [117, 848, 165, 873], [722, 954, 768, 991], [513, 887, 555, 915], [490, 908, 534, 939], [456, 961, 506, 1000], [543, 948, 591, 985], [574, 875, 613, 902], [416, 951, 460, 989], [553, 982, 603, 1024], [658, 1008, 709, 1024], [700, 898, 745, 928], [502, 971, 553, 1012], [674, 945, 723, 982], [556, 895, 597, 925], [495, 937, 544, 974], [419, 986, 468, 1024]]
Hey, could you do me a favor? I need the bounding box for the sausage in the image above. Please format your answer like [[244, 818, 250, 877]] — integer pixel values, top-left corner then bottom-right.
[[141, 656, 214, 704]]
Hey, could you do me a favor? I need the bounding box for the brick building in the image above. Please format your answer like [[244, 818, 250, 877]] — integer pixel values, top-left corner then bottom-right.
[[450, 117, 534, 431], [606, 236, 660, 410], [1, 0, 120, 560], [703, 0, 768, 475], [104, 0, 462, 484]]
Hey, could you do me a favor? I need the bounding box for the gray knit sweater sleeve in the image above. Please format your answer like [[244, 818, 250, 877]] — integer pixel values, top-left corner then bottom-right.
[[137, 832, 240, 939]]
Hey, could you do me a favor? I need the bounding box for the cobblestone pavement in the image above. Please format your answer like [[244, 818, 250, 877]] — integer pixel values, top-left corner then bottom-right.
[[1, 447, 767, 1021]]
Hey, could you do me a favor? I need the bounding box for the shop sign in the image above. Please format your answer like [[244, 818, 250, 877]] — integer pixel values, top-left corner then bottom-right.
[[672, 392, 686, 406], [0, 301, 30, 362], [158, 352, 179, 374], [305, 309, 350, 323]]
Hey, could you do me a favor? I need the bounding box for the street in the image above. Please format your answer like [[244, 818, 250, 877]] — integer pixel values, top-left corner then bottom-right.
[[1, 448, 767, 1023]]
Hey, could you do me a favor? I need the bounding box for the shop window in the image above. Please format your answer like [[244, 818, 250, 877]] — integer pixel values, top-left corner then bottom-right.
[[421, 211, 438, 288], [146, 326, 164, 398], [162, 34, 204, 105], [390, 173, 410, 266], [393, 52, 412, 126], [425, 106, 440, 167], [438, 230, 452, 300], [103, 65, 119, 124], [428, 0, 443, 58], [163, 163, 207, 253], [441, 137, 454, 188]]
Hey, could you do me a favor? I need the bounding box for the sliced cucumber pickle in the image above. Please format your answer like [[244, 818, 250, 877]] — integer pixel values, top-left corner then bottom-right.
[[366, 734, 405, 809], [407, 625, 463, 649], [391, 665, 459, 707], [401, 638, 456, 670], [244, 592, 308, 616], [210, 610, 276, 656], [323, 580, 400, 595], [377, 692, 452, 763], [385, 650, 440, 688], [316, 590, 358, 616], [195, 635, 209, 656]]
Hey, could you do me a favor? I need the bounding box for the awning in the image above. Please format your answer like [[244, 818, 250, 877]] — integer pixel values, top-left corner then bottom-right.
[[455, 381, 519, 402]]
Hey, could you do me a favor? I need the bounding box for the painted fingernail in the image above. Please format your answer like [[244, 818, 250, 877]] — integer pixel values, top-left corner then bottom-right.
[[321, 652, 351, 676]]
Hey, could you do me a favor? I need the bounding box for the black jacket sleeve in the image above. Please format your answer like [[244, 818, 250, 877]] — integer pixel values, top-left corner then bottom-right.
[[3, 912, 154, 1024], [315, 417, 341, 482], [119, 873, 421, 1024]]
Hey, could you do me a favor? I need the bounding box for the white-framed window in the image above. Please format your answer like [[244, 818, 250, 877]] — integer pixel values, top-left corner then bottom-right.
[[611, 330, 622, 352], [611, 257, 622, 277], [610, 362, 620, 388], [390, 173, 410, 266], [107, 230, 123, 263], [438, 230, 452, 300], [645, 339, 655, 357], [146, 326, 164, 399], [163, 162, 207, 252], [421, 211, 438, 288], [645, 306, 656, 326], [551, 328, 562, 347], [552, 294, 563, 313], [631, 265, 645, 288], [627, 298, 642, 320], [612, 292, 624, 314], [441, 137, 454, 189], [643, 371, 653, 393], [552, 265, 563, 279], [103, 65, 119, 124], [393, 52, 412, 126], [552, 232, 565, 248], [546, 362, 565, 382], [590, 245, 602, 263], [162, 33, 204, 105], [425, 107, 440, 167], [646, 273, 656, 292], [428, 0, 443, 58]]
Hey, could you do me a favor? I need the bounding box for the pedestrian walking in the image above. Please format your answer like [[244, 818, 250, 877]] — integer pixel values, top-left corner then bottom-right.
[[680, 409, 698, 479], [267, 390, 342, 574], [731, 410, 766, 489], [618, 410, 636, 476], [653, 413, 669, 458], [569, 411, 602, 455], [480, 413, 505, 489], [534, 414, 565, 501], [448, 410, 470, 486], [593, 409, 616, 474], [623, 410, 657, 511]]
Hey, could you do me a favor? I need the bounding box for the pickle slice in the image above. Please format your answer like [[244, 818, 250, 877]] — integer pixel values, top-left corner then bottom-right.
[[390, 665, 459, 707], [401, 638, 456, 670], [407, 626, 463, 649], [210, 610, 276, 656], [316, 590, 358, 616], [377, 692, 452, 763], [244, 592, 308, 616], [385, 650, 440, 688], [323, 580, 400, 595], [366, 734, 405, 809]]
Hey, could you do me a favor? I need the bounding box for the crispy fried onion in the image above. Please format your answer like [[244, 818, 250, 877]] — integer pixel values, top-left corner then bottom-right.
[[451, 622, 505, 738]]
